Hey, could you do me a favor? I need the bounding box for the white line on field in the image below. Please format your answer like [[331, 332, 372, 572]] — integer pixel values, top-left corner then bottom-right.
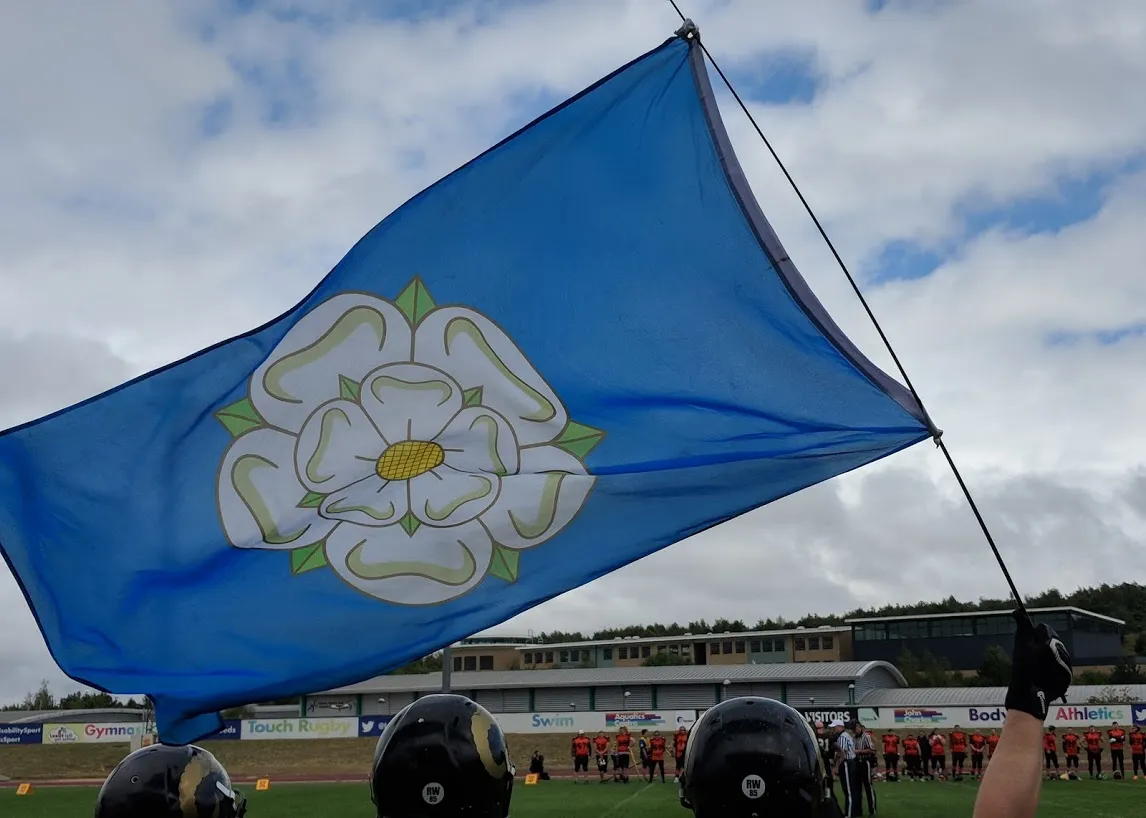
[[596, 782, 653, 818]]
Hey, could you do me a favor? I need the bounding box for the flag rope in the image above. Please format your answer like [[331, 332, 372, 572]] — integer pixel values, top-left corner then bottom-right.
[[665, 0, 1029, 618]]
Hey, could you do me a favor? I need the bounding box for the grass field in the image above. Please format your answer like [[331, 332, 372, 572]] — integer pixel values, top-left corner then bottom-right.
[[0, 735, 584, 781], [2, 778, 1144, 817]]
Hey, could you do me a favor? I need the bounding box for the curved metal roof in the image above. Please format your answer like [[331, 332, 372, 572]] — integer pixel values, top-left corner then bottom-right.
[[860, 684, 1146, 707], [6, 707, 148, 724], [320, 660, 906, 695]]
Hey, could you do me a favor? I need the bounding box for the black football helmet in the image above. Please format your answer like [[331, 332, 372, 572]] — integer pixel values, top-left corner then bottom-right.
[[680, 697, 842, 818], [95, 743, 246, 817], [370, 693, 514, 817]]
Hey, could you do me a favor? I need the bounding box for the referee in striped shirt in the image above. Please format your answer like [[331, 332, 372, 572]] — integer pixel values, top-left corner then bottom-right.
[[854, 721, 877, 815], [832, 719, 864, 818]]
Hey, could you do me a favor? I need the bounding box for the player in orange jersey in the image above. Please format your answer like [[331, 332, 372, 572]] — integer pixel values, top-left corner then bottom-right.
[[969, 730, 986, 779], [1061, 728, 1080, 778], [672, 726, 689, 783], [571, 730, 592, 783], [1129, 725, 1144, 780], [1108, 722, 1126, 779], [1084, 725, 1104, 778], [593, 731, 611, 783], [902, 734, 922, 779], [949, 725, 968, 778], [614, 726, 633, 783], [929, 730, 946, 778], [881, 730, 900, 779], [647, 730, 667, 783], [1042, 726, 1060, 777], [986, 729, 1000, 760]]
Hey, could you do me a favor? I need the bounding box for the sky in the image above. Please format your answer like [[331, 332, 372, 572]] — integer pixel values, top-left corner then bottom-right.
[[1, 0, 1144, 705]]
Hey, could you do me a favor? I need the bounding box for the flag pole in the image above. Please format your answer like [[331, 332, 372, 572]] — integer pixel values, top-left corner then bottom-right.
[[664, 0, 1030, 621], [441, 646, 452, 694]]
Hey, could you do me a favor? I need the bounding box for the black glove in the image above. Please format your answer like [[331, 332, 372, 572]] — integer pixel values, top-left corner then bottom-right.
[[1004, 609, 1072, 720]]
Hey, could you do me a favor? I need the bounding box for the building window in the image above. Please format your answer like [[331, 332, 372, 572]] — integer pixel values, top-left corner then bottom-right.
[[823, 636, 834, 650], [657, 645, 666, 654], [735, 640, 745, 654], [681, 644, 691, 656], [463, 656, 477, 671], [479, 655, 494, 670], [523, 652, 532, 664], [581, 651, 590, 662], [722, 641, 733, 654], [761, 640, 772, 653], [899, 621, 922, 639], [453, 657, 462, 671], [560, 650, 570, 663], [794, 638, 805, 651], [602, 647, 613, 660], [619, 646, 628, 659], [545, 651, 554, 664], [809, 637, 820, 650], [711, 642, 720, 655], [774, 640, 784, 651], [750, 639, 762, 652], [642, 646, 651, 658], [670, 644, 679, 655]]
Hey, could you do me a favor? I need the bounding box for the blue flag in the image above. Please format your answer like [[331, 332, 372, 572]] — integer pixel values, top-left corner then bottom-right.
[[0, 32, 930, 743]]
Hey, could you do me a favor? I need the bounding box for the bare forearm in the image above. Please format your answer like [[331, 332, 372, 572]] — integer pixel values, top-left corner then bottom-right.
[[973, 712, 1043, 818]]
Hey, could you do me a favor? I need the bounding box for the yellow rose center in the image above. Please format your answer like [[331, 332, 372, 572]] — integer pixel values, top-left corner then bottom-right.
[[376, 440, 445, 481]]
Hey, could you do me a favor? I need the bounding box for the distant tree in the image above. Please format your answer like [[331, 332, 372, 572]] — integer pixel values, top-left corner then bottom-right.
[[642, 652, 691, 667], [975, 645, 1013, 687], [1074, 669, 1112, 686], [1086, 686, 1136, 705], [1135, 633, 1146, 655], [58, 691, 118, 710], [896, 649, 922, 684], [1109, 658, 1144, 684], [25, 680, 55, 711]]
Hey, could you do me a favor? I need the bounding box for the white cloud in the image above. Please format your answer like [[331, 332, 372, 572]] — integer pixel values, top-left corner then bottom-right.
[[0, 0, 1143, 704]]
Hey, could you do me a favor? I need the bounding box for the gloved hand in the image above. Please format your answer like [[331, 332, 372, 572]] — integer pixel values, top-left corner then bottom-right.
[[1004, 609, 1072, 720]]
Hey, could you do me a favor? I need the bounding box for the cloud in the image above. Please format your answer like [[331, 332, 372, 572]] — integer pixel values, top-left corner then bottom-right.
[[0, 0, 1144, 703]]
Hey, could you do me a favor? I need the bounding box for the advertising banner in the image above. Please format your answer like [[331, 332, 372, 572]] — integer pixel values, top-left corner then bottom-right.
[[209, 720, 242, 741], [240, 717, 359, 740], [1048, 704, 1135, 727], [42, 722, 150, 744], [0, 724, 42, 745], [495, 711, 697, 734], [605, 711, 696, 729], [865, 704, 1133, 731], [797, 708, 858, 726], [1132, 704, 1145, 727], [358, 716, 395, 738]]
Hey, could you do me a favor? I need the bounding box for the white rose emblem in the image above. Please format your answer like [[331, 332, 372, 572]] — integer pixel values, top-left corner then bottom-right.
[[215, 278, 602, 605]]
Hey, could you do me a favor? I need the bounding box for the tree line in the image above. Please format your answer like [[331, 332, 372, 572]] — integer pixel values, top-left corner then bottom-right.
[[0, 680, 146, 712], [534, 581, 1146, 653]]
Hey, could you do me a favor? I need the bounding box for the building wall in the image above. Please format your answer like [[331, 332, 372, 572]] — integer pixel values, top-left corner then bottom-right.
[[518, 632, 850, 671], [792, 630, 845, 663], [304, 694, 359, 716], [851, 612, 1123, 670], [747, 636, 790, 664], [450, 645, 521, 672]]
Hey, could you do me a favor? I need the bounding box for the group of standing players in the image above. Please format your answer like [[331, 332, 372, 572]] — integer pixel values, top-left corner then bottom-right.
[[570, 724, 691, 784], [872, 724, 1001, 780], [1040, 723, 1146, 779], [817, 719, 1145, 789]]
